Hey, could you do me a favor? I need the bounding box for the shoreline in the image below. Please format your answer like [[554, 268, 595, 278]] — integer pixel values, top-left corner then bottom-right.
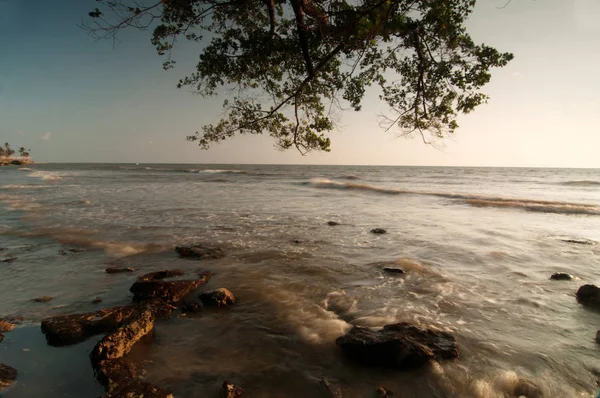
[[0, 158, 34, 167]]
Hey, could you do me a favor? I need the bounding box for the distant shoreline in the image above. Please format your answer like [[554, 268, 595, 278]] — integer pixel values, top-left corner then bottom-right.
[[0, 157, 34, 167]]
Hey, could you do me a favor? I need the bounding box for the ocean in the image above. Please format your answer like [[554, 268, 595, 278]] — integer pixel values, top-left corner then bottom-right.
[[1, 163, 599, 397]]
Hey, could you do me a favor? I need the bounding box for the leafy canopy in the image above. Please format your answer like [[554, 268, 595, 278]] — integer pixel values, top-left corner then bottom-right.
[[86, 0, 513, 153]]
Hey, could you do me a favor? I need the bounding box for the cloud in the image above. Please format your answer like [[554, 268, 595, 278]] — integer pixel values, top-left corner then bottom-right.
[[41, 132, 52, 141]]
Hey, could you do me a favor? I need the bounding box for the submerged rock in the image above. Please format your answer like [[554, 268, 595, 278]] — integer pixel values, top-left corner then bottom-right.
[[175, 245, 224, 260], [105, 267, 135, 274], [221, 381, 244, 398], [92, 297, 103, 304], [32, 296, 53, 303], [130, 270, 211, 305], [0, 363, 17, 391], [336, 323, 458, 369], [0, 320, 15, 332], [382, 267, 405, 275], [376, 387, 394, 397], [576, 284, 600, 309], [181, 301, 203, 313], [198, 288, 236, 307], [104, 380, 173, 398], [1, 257, 16, 263], [550, 272, 573, 280], [41, 306, 137, 346], [319, 377, 343, 398], [370, 228, 387, 235], [327, 221, 340, 226]]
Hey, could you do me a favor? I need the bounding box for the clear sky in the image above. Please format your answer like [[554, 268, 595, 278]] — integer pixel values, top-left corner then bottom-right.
[[1, 0, 599, 167]]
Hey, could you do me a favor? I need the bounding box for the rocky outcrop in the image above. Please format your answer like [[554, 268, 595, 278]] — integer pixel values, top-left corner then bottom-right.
[[336, 323, 458, 369], [41, 306, 137, 346], [370, 228, 387, 235], [175, 245, 224, 260], [576, 284, 600, 310], [0, 320, 15, 332], [130, 270, 211, 305], [221, 381, 244, 398], [550, 272, 573, 281], [0, 364, 17, 391], [105, 267, 134, 274], [382, 267, 405, 274], [199, 288, 236, 307], [32, 296, 53, 303]]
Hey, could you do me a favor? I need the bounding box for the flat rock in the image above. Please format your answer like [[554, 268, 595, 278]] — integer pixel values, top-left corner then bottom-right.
[[130, 270, 211, 305], [33, 296, 53, 303], [0, 320, 15, 332], [550, 272, 573, 281], [41, 306, 137, 346], [221, 381, 244, 398], [175, 245, 224, 260], [90, 309, 155, 365], [382, 267, 405, 275], [198, 288, 236, 307], [376, 387, 394, 397], [576, 284, 600, 309], [105, 267, 135, 274], [0, 363, 17, 391], [336, 323, 458, 369], [370, 228, 387, 235]]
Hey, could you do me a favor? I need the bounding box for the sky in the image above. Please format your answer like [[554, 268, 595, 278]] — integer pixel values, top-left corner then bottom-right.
[[0, 0, 599, 167]]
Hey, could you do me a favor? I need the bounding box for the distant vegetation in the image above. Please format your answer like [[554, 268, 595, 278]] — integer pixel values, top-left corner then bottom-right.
[[0, 143, 32, 165]]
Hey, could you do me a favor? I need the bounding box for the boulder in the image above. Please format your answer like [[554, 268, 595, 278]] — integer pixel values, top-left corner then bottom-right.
[[41, 306, 137, 346], [105, 267, 135, 274], [382, 267, 405, 275], [576, 284, 600, 309], [130, 270, 211, 305], [198, 288, 236, 307], [376, 387, 394, 397], [336, 323, 458, 369], [0, 363, 17, 391], [33, 296, 53, 303], [370, 228, 387, 235], [90, 309, 155, 365], [327, 221, 340, 226], [550, 272, 573, 281], [175, 245, 224, 260], [0, 320, 15, 332], [221, 381, 244, 398]]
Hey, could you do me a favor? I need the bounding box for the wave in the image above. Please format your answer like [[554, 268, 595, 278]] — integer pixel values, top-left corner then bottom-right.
[[1, 185, 47, 189], [560, 180, 600, 187], [306, 178, 600, 216], [27, 171, 63, 181]]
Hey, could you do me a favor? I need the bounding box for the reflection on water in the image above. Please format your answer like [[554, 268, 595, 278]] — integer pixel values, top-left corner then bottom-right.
[[0, 164, 599, 397]]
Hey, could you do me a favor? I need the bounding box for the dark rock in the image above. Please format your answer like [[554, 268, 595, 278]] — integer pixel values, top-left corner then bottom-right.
[[370, 228, 387, 235], [1, 257, 16, 263], [130, 270, 211, 305], [0, 247, 6, 251], [182, 301, 203, 313], [375, 387, 394, 397], [382, 267, 405, 275], [33, 296, 53, 303], [291, 239, 301, 244], [319, 377, 343, 398], [90, 309, 155, 365], [94, 358, 143, 393], [336, 323, 458, 369], [221, 381, 244, 398], [550, 272, 573, 281], [0, 363, 17, 391], [92, 297, 103, 304], [41, 306, 137, 346], [175, 245, 224, 260], [0, 333, 3, 344], [140, 298, 176, 319], [327, 221, 340, 226], [198, 288, 236, 307], [562, 238, 595, 245], [0, 320, 15, 332], [513, 378, 542, 398], [576, 284, 600, 309], [103, 380, 173, 398], [68, 248, 85, 253], [596, 330, 600, 344], [105, 267, 135, 274]]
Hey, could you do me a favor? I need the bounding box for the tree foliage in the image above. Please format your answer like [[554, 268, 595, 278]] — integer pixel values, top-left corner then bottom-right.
[[85, 0, 513, 153]]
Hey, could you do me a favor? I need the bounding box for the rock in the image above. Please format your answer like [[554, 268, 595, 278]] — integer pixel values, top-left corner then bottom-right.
[[562, 238, 595, 245], [90, 309, 155, 365], [319, 377, 343, 398], [0, 363, 17, 391], [182, 301, 203, 313], [92, 297, 103, 304], [291, 239, 301, 244], [370, 228, 387, 235], [221, 381, 244, 398], [336, 323, 458, 369], [94, 358, 143, 393], [576, 284, 600, 309], [0, 333, 3, 344], [550, 272, 573, 281], [382, 267, 405, 275], [33, 296, 53, 303], [105, 267, 135, 274], [41, 306, 137, 346], [327, 221, 340, 226], [513, 378, 542, 398], [198, 288, 236, 307], [376, 387, 394, 397], [139, 298, 176, 319], [0, 320, 15, 332], [130, 270, 211, 305], [1, 257, 16, 263], [103, 380, 173, 398], [596, 330, 600, 344], [175, 245, 224, 260]]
